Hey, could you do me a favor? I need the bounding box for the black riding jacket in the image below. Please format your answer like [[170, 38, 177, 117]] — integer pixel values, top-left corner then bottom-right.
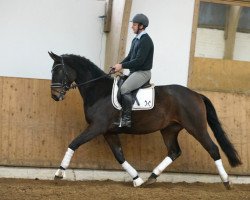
[[121, 33, 154, 73]]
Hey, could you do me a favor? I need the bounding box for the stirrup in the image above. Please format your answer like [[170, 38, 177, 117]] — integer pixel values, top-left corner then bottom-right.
[[113, 118, 121, 126], [121, 119, 131, 128]]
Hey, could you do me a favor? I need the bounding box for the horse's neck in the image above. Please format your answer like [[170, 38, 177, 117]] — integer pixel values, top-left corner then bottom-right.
[[74, 68, 113, 106], [78, 78, 113, 106], [69, 57, 112, 105]]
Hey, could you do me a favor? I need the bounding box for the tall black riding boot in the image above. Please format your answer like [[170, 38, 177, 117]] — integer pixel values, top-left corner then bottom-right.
[[121, 93, 133, 128]]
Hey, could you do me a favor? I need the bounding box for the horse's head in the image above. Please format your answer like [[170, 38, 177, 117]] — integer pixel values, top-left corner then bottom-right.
[[48, 52, 77, 101]]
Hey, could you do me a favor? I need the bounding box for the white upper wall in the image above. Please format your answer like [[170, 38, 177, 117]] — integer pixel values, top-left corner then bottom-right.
[[195, 28, 225, 59], [234, 32, 250, 61], [195, 28, 250, 62], [0, 0, 106, 79], [126, 0, 195, 86]]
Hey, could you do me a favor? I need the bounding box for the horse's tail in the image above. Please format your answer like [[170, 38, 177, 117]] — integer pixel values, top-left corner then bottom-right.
[[201, 94, 242, 167]]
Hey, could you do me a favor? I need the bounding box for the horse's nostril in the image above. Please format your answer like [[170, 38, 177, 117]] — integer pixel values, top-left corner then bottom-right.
[[59, 96, 64, 101]]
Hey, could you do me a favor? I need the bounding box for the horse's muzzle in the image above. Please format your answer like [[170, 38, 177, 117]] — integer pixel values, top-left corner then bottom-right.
[[51, 93, 64, 101], [51, 88, 65, 101], [50, 82, 69, 101]]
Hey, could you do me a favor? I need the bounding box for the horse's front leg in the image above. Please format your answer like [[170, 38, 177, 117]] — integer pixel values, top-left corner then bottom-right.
[[54, 125, 103, 179], [104, 133, 144, 187]]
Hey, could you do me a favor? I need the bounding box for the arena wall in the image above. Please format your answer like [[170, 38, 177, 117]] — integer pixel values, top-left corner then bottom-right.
[[189, 57, 250, 93], [0, 76, 249, 175], [0, 0, 249, 176]]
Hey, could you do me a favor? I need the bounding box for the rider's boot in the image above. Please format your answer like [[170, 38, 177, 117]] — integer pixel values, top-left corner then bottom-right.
[[120, 93, 133, 128]]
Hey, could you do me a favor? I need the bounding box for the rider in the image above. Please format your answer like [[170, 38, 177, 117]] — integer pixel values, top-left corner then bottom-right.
[[112, 13, 154, 128]]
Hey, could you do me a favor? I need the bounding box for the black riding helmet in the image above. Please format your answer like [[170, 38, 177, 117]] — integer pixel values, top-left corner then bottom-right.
[[131, 13, 149, 28]]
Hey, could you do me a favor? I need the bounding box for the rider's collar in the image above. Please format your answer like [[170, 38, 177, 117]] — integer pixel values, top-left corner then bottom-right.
[[136, 30, 146, 40]]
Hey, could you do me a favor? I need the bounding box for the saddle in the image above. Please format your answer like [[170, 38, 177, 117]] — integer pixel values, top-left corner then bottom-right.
[[111, 75, 155, 111]]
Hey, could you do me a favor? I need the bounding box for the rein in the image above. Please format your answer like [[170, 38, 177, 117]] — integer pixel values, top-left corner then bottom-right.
[[69, 69, 114, 89]]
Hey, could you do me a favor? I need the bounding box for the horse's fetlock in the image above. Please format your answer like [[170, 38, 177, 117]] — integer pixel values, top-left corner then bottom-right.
[[169, 150, 181, 161]]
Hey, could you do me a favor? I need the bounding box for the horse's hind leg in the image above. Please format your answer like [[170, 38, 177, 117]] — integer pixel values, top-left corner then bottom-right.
[[104, 133, 144, 187], [145, 123, 182, 185], [189, 128, 231, 189]]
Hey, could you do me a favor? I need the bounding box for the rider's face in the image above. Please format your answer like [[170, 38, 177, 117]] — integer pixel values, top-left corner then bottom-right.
[[131, 23, 143, 34]]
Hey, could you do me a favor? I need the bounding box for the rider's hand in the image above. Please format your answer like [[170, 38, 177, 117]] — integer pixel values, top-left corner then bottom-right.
[[112, 64, 122, 72]]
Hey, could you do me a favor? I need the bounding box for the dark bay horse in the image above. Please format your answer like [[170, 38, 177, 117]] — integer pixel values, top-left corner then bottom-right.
[[49, 52, 241, 188]]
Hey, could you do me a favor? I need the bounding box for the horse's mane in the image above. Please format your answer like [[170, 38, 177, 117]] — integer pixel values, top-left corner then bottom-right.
[[61, 54, 113, 106], [62, 54, 106, 78]]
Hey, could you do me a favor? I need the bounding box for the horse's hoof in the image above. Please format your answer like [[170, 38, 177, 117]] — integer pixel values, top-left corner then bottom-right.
[[145, 177, 157, 185], [54, 169, 65, 180], [223, 181, 232, 190], [133, 177, 144, 187], [54, 175, 63, 180]]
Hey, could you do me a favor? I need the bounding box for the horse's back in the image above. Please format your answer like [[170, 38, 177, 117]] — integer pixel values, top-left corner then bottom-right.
[[155, 84, 200, 99], [154, 84, 204, 113]]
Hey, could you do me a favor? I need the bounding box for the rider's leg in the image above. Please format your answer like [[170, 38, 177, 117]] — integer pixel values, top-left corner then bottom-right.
[[118, 70, 151, 128], [120, 92, 133, 127]]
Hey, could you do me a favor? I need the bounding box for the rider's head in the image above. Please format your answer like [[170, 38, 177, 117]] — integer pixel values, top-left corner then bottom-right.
[[131, 13, 149, 34]]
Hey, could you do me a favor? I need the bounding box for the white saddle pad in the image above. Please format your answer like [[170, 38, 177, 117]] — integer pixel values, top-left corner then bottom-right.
[[111, 76, 155, 111]]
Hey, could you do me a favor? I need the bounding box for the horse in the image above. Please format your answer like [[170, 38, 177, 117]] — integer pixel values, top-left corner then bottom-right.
[[48, 52, 241, 188]]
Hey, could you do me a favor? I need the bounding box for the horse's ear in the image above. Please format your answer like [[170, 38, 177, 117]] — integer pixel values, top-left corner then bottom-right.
[[48, 51, 61, 61]]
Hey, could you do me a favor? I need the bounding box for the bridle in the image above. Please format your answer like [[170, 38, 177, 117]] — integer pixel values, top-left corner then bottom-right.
[[50, 57, 115, 97], [50, 57, 72, 99]]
